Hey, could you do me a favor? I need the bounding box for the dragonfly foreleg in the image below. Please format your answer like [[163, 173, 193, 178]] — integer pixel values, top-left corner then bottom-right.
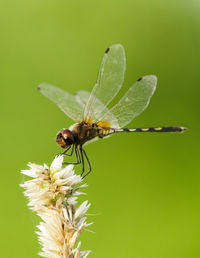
[[63, 145, 81, 165], [61, 144, 75, 156]]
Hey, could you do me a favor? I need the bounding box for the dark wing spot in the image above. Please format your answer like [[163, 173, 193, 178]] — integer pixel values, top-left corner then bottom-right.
[[105, 47, 110, 54], [137, 77, 143, 82], [37, 86, 41, 90]]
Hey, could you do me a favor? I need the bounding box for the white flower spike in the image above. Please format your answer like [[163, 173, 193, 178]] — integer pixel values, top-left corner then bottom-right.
[[21, 156, 91, 258]]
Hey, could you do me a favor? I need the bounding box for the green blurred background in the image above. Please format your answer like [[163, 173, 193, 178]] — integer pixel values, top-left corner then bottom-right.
[[0, 0, 199, 257]]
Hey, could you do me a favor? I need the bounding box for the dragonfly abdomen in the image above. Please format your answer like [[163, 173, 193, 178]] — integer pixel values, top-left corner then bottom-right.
[[114, 126, 186, 133]]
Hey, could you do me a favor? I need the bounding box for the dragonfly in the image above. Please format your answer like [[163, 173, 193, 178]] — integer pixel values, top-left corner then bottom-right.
[[38, 44, 186, 178]]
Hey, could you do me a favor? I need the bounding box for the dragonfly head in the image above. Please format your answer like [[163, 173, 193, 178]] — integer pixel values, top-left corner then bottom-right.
[[56, 129, 74, 148]]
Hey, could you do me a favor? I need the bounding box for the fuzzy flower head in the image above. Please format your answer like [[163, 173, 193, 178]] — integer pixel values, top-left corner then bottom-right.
[[21, 155, 83, 211], [21, 156, 91, 258]]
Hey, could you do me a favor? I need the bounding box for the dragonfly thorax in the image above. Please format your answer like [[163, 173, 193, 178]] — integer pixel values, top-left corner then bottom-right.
[[72, 121, 112, 146], [56, 129, 74, 148]]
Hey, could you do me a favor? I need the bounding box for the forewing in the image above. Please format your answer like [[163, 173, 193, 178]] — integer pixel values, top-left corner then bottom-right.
[[75, 90, 90, 109], [76, 90, 119, 127], [84, 44, 126, 121], [101, 75, 157, 128], [38, 83, 84, 122]]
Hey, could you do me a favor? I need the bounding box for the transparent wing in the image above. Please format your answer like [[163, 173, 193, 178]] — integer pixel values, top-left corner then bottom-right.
[[38, 83, 84, 122], [84, 44, 126, 121], [101, 75, 157, 128], [76, 90, 119, 127], [75, 90, 90, 109]]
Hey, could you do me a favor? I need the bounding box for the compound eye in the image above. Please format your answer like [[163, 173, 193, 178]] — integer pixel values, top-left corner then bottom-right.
[[61, 129, 72, 140], [56, 137, 66, 148], [56, 129, 74, 148]]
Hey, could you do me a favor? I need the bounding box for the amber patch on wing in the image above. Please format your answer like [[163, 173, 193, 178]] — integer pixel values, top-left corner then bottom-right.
[[97, 120, 111, 128], [83, 117, 93, 124]]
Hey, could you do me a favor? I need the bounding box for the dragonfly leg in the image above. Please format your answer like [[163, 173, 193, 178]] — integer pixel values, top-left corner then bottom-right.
[[61, 144, 75, 156], [80, 146, 85, 176], [59, 146, 71, 156], [63, 145, 81, 165], [81, 148, 91, 179]]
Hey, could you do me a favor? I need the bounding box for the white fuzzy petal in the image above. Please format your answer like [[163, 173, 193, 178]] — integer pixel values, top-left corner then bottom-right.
[[50, 155, 63, 173], [81, 250, 92, 258], [75, 201, 90, 221]]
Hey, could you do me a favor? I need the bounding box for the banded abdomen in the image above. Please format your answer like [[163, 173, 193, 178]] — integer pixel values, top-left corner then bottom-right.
[[113, 126, 186, 133]]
